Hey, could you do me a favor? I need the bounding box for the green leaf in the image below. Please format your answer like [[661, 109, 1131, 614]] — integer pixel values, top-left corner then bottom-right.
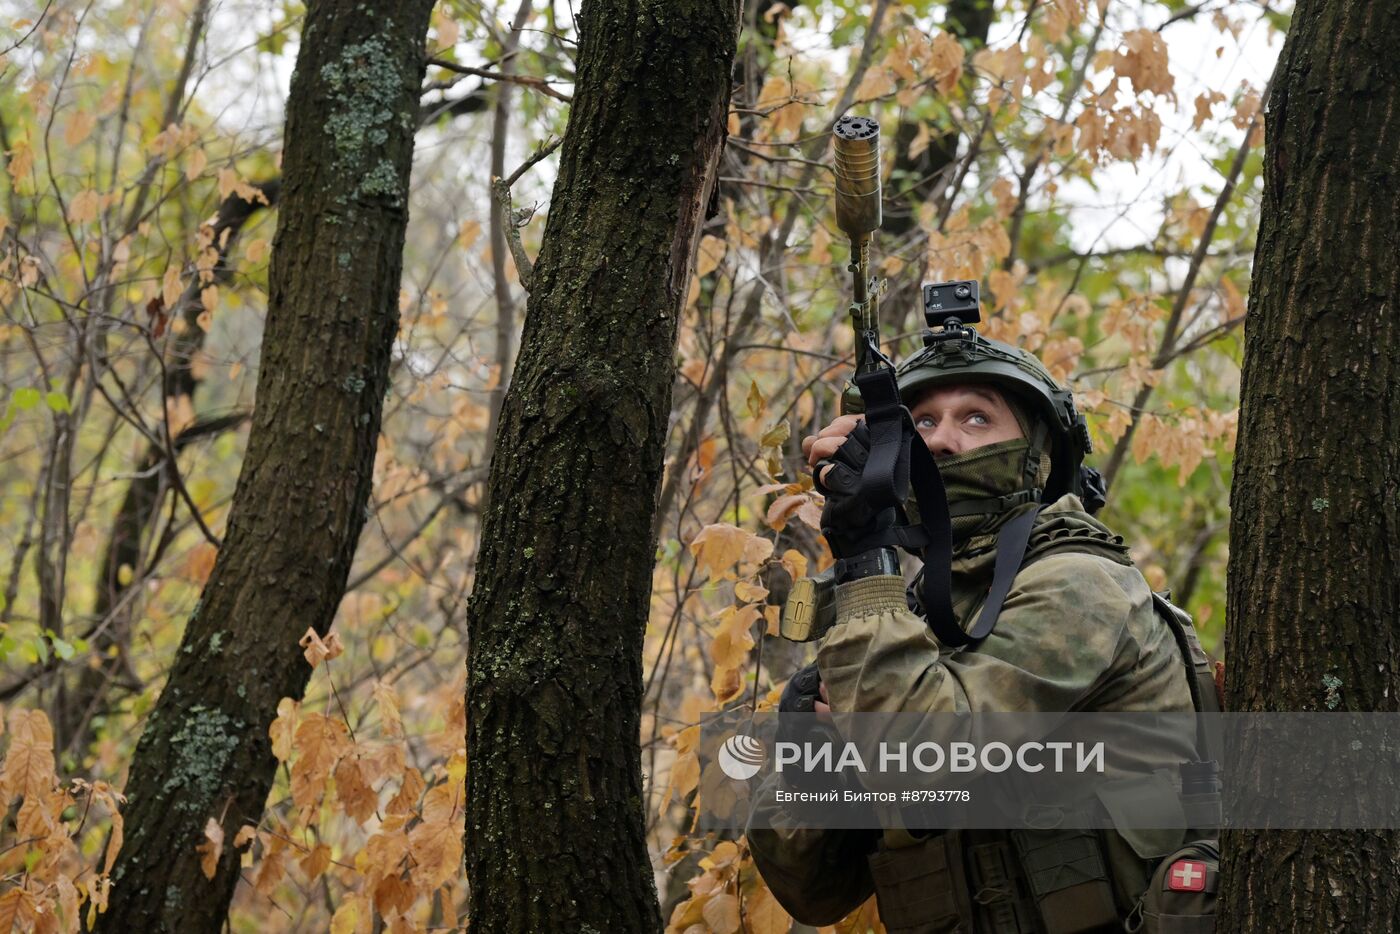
[[44, 390, 70, 413], [50, 635, 74, 661], [12, 387, 40, 410]]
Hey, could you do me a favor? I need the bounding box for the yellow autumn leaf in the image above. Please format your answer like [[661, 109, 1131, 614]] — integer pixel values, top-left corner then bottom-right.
[[362, 820, 410, 884], [217, 167, 238, 200], [929, 32, 966, 96], [733, 580, 767, 603], [778, 549, 809, 582], [710, 664, 743, 704], [162, 264, 183, 310], [702, 893, 740, 934], [388, 767, 426, 815], [299, 627, 345, 668], [330, 895, 365, 934], [709, 610, 757, 670], [750, 879, 795, 934], [1, 708, 55, 804], [253, 833, 288, 896], [458, 219, 482, 249], [408, 783, 462, 889], [0, 888, 38, 934], [696, 234, 726, 277], [68, 188, 101, 225], [373, 680, 403, 738], [1112, 29, 1174, 99], [334, 754, 377, 824], [64, 110, 96, 147], [689, 523, 774, 582], [759, 420, 790, 449], [300, 843, 332, 881], [185, 145, 208, 181], [270, 697, 300, 762], [6, 139, 33, 184], [436, 13, 460, 47], [854, 67, 895, 102], [765, 494, 809, 532], [290, 712, 352, 810], [662, 750, 700, 814]]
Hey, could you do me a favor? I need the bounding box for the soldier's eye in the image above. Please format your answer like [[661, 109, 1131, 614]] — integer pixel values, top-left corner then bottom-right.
[[967, 413, 990, 426], [915, 415, 936, 429]]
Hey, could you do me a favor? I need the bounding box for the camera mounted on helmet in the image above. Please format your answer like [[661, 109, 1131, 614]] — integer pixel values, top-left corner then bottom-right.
[[897, 278, 1101, 511]]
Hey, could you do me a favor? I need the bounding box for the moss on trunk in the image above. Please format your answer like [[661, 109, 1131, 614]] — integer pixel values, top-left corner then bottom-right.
[[465, 1, 742, 931], [94, 2, 434, 931], [1221, 2, 1400, 929]]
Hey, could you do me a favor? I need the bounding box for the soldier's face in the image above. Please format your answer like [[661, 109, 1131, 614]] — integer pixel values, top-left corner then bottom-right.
[[909, 384, 1024, 459]]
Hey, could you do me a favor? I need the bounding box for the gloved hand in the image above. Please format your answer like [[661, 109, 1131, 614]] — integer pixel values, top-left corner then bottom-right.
[[779, 662, 823, 714], [813, 419, 899, 559], [776, 663, 830, 792]]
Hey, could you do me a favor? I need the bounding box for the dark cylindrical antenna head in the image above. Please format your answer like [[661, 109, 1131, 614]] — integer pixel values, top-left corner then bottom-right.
[[833, 115, 882, 239]]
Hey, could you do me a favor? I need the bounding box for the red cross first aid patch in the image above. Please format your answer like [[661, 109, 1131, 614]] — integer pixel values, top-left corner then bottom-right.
[[1167, 859, 1207, 892]]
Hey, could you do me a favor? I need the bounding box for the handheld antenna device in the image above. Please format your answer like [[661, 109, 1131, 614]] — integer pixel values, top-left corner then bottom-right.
[[832, 114, 886, 404]]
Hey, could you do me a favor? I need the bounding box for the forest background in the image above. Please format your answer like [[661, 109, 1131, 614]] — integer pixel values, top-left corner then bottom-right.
[[0, 0, 1284, 930]]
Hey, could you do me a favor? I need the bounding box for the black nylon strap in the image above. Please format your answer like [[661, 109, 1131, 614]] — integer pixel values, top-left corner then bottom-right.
[[907, 435, 1043, 648], [853, 369, 909, 511], [965, 505, 1043, 643]]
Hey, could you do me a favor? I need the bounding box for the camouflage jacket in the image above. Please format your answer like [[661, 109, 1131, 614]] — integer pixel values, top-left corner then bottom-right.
[[747, 494, 1195, 926]]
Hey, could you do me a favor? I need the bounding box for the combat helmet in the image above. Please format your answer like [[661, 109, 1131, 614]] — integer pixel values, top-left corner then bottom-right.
[[894, 327, 1101, 510]]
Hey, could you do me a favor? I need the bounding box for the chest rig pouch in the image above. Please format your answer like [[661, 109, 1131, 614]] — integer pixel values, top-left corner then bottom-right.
[[861, 573, 1220, 933]]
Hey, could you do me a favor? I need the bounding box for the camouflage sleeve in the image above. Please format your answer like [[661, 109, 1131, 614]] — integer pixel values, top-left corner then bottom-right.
[[817, 553, 1143, 716], [747, 775, 879, 925]]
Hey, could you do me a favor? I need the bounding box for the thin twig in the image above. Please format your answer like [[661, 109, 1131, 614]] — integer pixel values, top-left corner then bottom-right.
[[427, 57, 572, 102]]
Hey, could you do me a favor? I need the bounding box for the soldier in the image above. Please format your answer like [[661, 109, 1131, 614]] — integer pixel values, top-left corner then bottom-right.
[[747, 332, 1204, 933]]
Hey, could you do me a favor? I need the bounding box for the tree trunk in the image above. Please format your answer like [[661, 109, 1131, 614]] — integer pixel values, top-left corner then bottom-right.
[[1220, 2, 1400, 930], [464, 0, 741, 930], [95, 2, 434, 931]]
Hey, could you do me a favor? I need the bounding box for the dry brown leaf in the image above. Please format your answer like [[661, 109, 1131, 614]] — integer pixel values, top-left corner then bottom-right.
[[702, 892, 740, 934], [330, 895, 367, 934], [269, 697, 300, 762], [745, 880, 793, 934], [253, 833, 288, 896], [690, 524, 774, 582], [334, 755, 377, 825], [196, 817, 224, 879], [408, 784, 462, 889], [696, 235, 727, 277], [64, 111, 96, 147], [2, 708, 55, 805], [387, 767, 426, 816], [373, 681, 403, 738], [300, 842, 332, 881], [290, 713, 352, 811], [299, 628, 345, 668]]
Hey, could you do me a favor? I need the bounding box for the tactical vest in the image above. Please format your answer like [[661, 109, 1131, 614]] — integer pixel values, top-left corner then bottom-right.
[[865, 531, 1222, 934]]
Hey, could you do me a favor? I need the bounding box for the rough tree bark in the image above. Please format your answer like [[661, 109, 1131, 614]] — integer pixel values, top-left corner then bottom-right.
[[464, 0, 741, 930], [1220, 2, 1400, 930], [95, 2, 435, 931]]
